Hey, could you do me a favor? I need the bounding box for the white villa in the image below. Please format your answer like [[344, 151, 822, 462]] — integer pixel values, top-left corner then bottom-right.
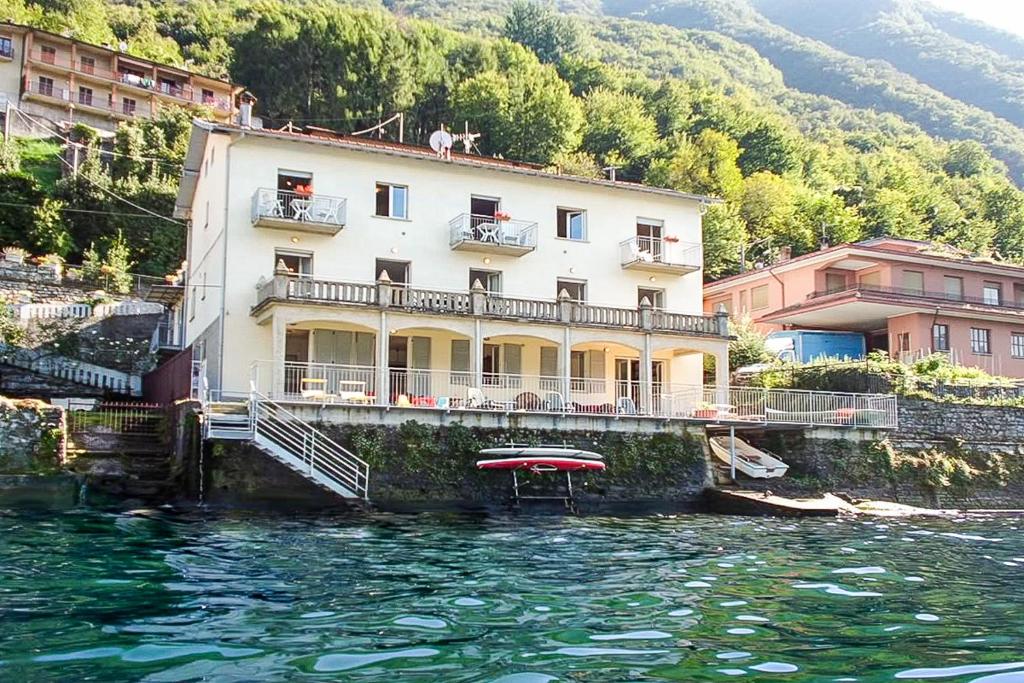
[[173, 118, 733, 416]]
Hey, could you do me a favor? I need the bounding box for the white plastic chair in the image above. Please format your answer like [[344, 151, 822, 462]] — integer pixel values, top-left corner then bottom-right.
[[616, 396, 638, 415], [544, 391, 575, 413]]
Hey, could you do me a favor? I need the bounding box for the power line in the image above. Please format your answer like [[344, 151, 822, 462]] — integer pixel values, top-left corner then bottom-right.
[[11, 106, 186, 227], [0, 200, 172, 219]]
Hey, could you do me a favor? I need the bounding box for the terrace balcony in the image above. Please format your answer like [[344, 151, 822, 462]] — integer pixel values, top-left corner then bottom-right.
[[620, 236, 702, 275], [253, 274, 728, 338], [251, 188, 347, 235], [248, 360, 898, 429], [449, 213, 538, 256]]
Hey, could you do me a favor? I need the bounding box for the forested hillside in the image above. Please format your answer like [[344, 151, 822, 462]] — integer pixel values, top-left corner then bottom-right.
[[3, 0, 1024, 284]]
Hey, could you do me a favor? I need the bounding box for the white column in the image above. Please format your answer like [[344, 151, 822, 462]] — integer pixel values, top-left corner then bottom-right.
[[714, 346, 730, 405], [271, 312, 287, 399], [561, 326, 572, 401], [376, 311, 389, 406], [640, 333, 653, 415], [473, 318, 484, 389]]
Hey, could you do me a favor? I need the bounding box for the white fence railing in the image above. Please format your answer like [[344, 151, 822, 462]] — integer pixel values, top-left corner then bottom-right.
[[620, 236, 702, 270], [1, 346, 142, 395], [14, 301, 164, 321], [248, 361, 897, 428], [449, 213, 539, 250], [251, 188, 347, 227]]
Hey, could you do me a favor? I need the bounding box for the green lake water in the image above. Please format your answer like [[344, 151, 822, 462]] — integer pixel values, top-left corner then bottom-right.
[[1, 508, 1023, 682]]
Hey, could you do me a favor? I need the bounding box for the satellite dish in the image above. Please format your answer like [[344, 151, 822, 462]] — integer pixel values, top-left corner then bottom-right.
[[429, 129, 453, 156]]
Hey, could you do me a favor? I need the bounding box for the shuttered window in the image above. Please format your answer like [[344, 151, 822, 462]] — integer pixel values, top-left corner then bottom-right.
[[312, 330, 375, 365], [503, 344, 522, 375], [540, 346, 558, 377]]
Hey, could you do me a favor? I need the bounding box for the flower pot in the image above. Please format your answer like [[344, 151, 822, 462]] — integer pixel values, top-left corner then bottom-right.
[[694, 408, 718, 419]]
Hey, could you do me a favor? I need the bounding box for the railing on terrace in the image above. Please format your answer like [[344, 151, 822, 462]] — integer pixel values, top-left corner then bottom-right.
[[449, 213, 538, 252], [619, 236, 702, 273], [26, 81, 66, 100], [149, 314, 182, 353], [808, 283, 1024, 312], [251, 188, 347, 228], [255, 274, 728, 338], [248, 361, 897, 428]]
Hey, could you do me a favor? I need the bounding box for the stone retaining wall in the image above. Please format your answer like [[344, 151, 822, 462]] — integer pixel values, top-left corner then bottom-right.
[[0, 398, 65, 474]]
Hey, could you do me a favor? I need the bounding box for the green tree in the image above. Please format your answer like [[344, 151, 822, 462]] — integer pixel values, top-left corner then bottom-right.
[[738, 120, 801, 176], [944, 140, 994, 178], [646, 129, 744, 201], [0, 172, 46, 248], [728, 316, 771, 371], [503, 0, 580, 64], [581, 87, 659, 176], [701, 203, 747, 280]]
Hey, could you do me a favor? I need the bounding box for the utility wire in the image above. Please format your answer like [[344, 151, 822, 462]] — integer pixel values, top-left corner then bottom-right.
[[11, 106, 186, 227], [0, 200, 172, 219]]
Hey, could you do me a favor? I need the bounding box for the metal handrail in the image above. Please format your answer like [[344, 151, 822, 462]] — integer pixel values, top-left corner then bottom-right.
[[249, 388, 369, 499], [619, 236, 702, 268], [448, 213, 539, 249]]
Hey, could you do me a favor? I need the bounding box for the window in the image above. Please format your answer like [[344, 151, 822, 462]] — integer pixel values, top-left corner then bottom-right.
[[932, 324, 949, 352], [1013, 333, 1024, 358], [122, 97, 137, 116], [159, 78, 179, 95], [971, 327, 991, 355], [983, 282, 1002, 306], [1, 36, 14, 60], [37, 76, 54, 97], [375, 258, 409, 285], [825, 272, 847, 293], [189, 285, 196, 320], [470, 195, 500, 218], [902, 270, 924, 293], [77, 86, 92, 106], [636, 218, 665, 261], [556, 208, 586, 240], [943, 276, 963, 300], [40, 44, 56, 64], [897, 332, 911, 353], [79, 55, 95, 74], [375, 182, 408, 219], [750, 284, 769, 310], [739, 289, 749, 313], [275, 250, 312, 277], [450, 339, 471, 385], [204, 200, 210, 230], [556, 278, 586, 303], [483, 343, 523, 384], [859, 271, 881, 288], [570, 349, 605, 391], [200, 272, 207, 301], [638, 287, 664, 309], [202, 88, 215, 104], [469, 269, 501, 293]]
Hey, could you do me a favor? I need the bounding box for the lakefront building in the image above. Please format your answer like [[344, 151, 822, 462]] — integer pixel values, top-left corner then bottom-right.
[[704, 237, 1024, 376], [173, 118, 732, 414], [0, 22, 241, 135]]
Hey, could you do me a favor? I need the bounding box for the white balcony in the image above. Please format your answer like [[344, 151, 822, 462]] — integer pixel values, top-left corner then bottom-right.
[[620, 236, 702, 275], [251, 188, 347, 235], [449, 213, 538, 256]]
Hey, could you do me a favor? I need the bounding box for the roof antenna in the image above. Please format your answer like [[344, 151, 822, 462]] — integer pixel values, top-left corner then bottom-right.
[[603, 165, 620, 182], [452, 121, 481, 155]]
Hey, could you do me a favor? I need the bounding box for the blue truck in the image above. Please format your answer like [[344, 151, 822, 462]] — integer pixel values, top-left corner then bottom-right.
[[764, 330, 867, 364]]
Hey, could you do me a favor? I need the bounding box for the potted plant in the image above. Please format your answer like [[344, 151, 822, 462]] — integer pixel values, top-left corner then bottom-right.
[[493, 210, 511, 221], [663, 235, 680, 243], [693, 402, 718, 419]]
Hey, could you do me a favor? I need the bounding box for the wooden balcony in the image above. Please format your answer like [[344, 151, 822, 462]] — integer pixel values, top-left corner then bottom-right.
[[251, 188, 347, 235]]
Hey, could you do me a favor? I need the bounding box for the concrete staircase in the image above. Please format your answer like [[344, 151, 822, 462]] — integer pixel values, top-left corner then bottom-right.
[[204, 396, 370, 502]]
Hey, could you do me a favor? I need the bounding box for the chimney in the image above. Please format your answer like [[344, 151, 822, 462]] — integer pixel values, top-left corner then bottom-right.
[[778, 246, 792, 263], [238, 91, 257, 129]]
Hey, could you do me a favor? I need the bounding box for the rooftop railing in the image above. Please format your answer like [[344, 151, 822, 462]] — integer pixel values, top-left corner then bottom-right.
[[808, 283, 1024, 312], [254, 274, 728, 338]]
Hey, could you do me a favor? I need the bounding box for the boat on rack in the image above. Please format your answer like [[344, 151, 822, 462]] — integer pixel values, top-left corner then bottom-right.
[[476, 444, 607, 512], [708, 436, 788, 479]]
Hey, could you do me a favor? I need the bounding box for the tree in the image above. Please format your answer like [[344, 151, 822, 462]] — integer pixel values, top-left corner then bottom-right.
[[581, 87, 659, 176], [729, 316, 771, 371], [646, 129, 744, 201], [503, 0, 580, 64], [738, 120, 801, 176], [0, 173, 45, 248], [450, 42, 583, 163], [701, 204, 747, 280], [944, 140, 994, 178]]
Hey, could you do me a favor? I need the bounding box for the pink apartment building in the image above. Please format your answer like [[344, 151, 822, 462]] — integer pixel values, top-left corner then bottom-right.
[[703, 238, 1024, 377]]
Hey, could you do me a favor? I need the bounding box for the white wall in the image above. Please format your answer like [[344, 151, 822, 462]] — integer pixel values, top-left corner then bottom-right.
[[186, 132, 713, 393]]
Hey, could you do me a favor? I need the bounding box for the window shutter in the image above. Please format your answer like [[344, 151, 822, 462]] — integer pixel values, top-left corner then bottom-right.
[[334, 331, 354, 366], [411, 336, 432, 369], [451, 339, 470, 372], [540, 346, 558, 377], [588, 350, 605, 380], [503, 344, 522, 374], [312, 330, 334, 364], [354, 332, 375, 366]]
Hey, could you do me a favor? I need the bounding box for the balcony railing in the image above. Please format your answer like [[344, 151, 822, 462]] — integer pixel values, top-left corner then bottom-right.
[[449, 213, 538, 256], [251, 188, 347, 235], [249, 361, 898, 428], [808, 283, 1024, 312], [254, 274, 728, 338], [26, 81, 66, 100], [620, 236, 702, 275]]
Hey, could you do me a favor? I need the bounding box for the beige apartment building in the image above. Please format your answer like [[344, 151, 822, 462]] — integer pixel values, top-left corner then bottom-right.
[[0, 22, 241, 134]]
